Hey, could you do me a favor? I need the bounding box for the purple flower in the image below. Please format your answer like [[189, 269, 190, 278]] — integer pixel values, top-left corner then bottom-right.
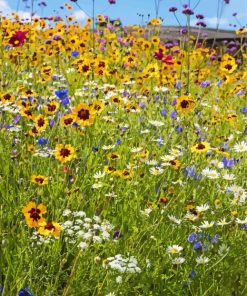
[[182, 8, 194, 15], [108, 0, 116, 4], [196, 14, 204, 19], [175, 125, 183, 132], [193, 241, 202, 250], [200, 80, 211, 87], [188, 233, 197, 242], [113, 230, 121, 239], [170, 110, 177, 118], [160, 108, 167, 116], [196, 21, 207, 27], [169, 6, 177, 12]]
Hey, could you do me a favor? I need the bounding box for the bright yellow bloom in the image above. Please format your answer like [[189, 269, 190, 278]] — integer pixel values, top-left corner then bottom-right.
[[38, 221, 61, 236], [31, 175, 48, 185], [22, 202, 47, 228], [191, 142, 210, 153], [54, 144, 76, 163]]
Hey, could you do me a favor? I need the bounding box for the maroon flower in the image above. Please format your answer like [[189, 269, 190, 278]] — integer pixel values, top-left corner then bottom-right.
[[163, 55, 174, 65], [169, 6, 177, 12], [108, 0, 116, 4], [154, 49, 164, 61], [9, 31, 27, 47]]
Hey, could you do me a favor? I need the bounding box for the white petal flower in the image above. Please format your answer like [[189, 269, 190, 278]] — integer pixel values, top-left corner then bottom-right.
[[196, 255, 210, 264], [167, 245, 183, 254]]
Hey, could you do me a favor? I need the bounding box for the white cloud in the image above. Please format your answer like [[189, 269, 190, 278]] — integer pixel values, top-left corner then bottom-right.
[[17, 11, 40, 22], [0, 0, 11, 13], [73, 10, 87, 22], [204, 17, 228, 27]]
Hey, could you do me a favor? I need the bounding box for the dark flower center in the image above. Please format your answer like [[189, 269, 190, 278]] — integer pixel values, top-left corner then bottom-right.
[[28, 208, 41, 221], [64, 118, 73, 125], [225, 64, 232, 70], [180, 100, 189, 108], [77, 109, 90, 120], [37, 118, 45, 127], [197, 143, 206, 150], [34, 177, 45, 184], [44, 222, 55, 231], [3, 94, 11, 100], [47, 104, 56, 112], [60, 148, 71, 158]]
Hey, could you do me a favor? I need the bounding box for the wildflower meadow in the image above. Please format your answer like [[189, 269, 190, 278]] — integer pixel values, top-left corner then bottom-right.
[[0, 0, 247, 295]]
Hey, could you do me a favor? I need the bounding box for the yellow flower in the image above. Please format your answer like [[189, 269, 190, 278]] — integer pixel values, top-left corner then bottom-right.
[[34, 115, 49, 131], [191, 142, 210, 153], [107, 153, 121, 160], [31, 175, 48, 185], [54, 144, 76, 163], [176, 95, 195, 113], [149, 18, 162, 26], [60, 114, 75, 127], [72, 103, 95, 126], [22, 201, 47, 228], [44, 101, 59, 115], [38, 221, 61, 236], [235, 27, 246, 35]]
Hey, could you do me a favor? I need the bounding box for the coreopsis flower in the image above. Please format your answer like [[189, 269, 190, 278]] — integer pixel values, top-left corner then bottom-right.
[[22, 202, 47, 228], [118, 169, 134, 179], [220, 55, 237, 74], [191, 141, 210, 153], [176, 95, 195, 113], [31, 175, 48, 185], [149, 18, 162, 26], [54, 144, 76, 163], [60, 114, 75, 127], [38, 221, 61, 236], [44, 101, 59, 115], [9, 31, 27, 47], [235, 27, 246, 35], [34, 115, 49, 131], [107, 152, 121, 160], [72, 103, 95, 126]]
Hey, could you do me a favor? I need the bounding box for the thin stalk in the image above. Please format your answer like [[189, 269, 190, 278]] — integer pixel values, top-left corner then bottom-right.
[[186, 15, 191, 94]]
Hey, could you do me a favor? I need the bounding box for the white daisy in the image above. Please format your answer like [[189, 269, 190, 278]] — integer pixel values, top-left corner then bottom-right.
[[196, 255, 210, 265], [167, 245, 183, 254]]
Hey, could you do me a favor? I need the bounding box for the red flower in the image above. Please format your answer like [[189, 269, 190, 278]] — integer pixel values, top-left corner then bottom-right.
[[163, 55, 174, 65], [9, 31, 28, 47], [154, 49, 164, 61]]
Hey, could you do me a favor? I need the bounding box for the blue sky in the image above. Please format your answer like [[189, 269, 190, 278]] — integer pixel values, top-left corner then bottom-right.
[[1, 0, 247, 30]]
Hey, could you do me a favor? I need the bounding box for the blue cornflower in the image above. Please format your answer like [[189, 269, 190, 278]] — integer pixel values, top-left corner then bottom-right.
[[184, 167, 196, 178], [62, 97, 70, 106], [188, 233, 197, 242], [175, 125, 183, 132], [37, 137, 49, 145], [160, 108, 167, 116], [240, 107, 247, 113], [193, 241, 202, 250], [170, 110, 177, 118], [116, 139, 121, 145], [18, 287, 33, 296], [71, 51, 79, 57], [55, 89, 68, 99], [92, 146, 98, 152], [189, 270, 196, 277]]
